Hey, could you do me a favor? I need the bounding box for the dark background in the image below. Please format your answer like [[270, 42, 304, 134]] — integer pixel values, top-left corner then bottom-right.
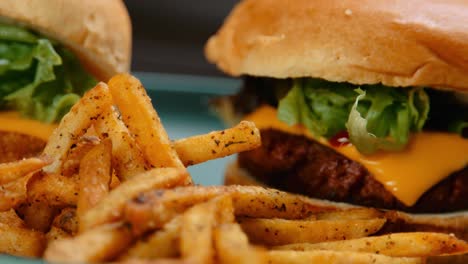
[[123, 0, 238, 76]]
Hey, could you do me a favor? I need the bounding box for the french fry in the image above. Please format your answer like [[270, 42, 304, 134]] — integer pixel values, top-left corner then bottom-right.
[[114, 259, 192, 264], [46, 226, 71, 243], [43, 82, 113, 173], [94, 106, 148, 180], [77, 139, 112, 232], [108, 73, 184, 170], [0, 171, 35, 211], [0, 156, 51, 184], [214, 223, 266, 264], [27, 172, 79, 207], [45, 222, 133, 263], [18, 200, 56, 232], [61, 136, 100, 177], [266, 250, 424, 264], [81, 167, 189, 231], [180, 196, 222, 263], [239, 217, 386, 246], [124, 185, 336, 234], [275, 232, 468, 257], [315, 208, 384, 220], [0, 222, 45, 258], [0, 209, 25, 228], [173, 121, 261, 166], [52, 208, 78, 236], [228, 185, 338, 219], [121, 215, 182, 260], [110, 173, 121, 189]]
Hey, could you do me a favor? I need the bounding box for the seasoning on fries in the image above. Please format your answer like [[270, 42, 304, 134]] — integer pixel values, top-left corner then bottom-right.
[[0, 73, 467, 264]]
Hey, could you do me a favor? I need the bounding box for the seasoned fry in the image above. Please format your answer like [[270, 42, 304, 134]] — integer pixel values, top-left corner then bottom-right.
[[180, 197, 221, 263], [124, 185, 336, 234], [18, 200, 56, 232], [121, 215, 182, 260], [266, 250, 424, 264], [0, 156, 51, 184], [81, 167, 189, 230], [0, 172, 35, 211], [94, 106, 148, 180], [52, 208, 78, 236], [27, 172, 79, 207], [46, 226, 71, 243], [173, 121, 261, 166], [108, 74, 184, 170], [45, 222, 133, 263], [214, 223, 266, 264], [0, 209, 25, 228], [239, 217, 386, 246], [316, 208, 384, 220], [77, 139, 112, 231], [43, 82, 113, 173], [0, 222, 45, 258], [61, 136, 100, 177], [275, 232, 468, 257]]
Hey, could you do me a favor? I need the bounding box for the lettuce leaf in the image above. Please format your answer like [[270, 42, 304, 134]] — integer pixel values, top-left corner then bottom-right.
[[0, 23, 96, 123], [277, 79, 431, 154]]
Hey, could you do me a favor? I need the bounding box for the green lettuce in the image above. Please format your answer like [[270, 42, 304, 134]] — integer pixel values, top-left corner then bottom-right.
[[0, 23, 96, 123], [277, 78, 430, 155]]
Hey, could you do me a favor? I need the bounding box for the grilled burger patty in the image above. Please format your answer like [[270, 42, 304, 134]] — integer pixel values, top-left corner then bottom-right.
[[238, 129, 468, 213]]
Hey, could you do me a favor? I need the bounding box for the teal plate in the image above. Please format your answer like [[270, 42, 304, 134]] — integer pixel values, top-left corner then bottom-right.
[[0, 72, 241, 263]]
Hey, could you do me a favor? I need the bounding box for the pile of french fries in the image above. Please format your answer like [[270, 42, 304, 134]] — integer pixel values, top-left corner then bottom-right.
[[0, 73, 467, 263]]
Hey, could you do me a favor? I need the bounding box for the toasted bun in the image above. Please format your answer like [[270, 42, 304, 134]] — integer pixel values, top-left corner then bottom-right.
[[206, 0, 468, 92], [0, 0, 132, 81], [225, 160, 468, 241]]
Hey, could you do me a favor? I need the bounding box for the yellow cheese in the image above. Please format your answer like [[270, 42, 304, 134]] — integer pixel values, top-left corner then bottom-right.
[[0, 111, 56, 141], [245, 105, 468, 206]]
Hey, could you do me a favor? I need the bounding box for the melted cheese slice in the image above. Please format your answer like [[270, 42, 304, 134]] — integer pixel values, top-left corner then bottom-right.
[[0, 111, 56, 141], [245, 105, 468, 206]]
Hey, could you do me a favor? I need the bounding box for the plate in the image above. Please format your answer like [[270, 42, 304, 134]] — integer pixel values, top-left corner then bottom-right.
[[0, 72, 241, 263]]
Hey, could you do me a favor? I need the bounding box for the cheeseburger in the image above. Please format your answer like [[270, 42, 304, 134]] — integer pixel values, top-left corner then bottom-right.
[[206, 0, 467, 236], [0, 0, 131, 162]]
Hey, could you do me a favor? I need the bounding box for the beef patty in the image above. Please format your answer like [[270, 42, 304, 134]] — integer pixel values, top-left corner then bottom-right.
[[0, 131, 46, 163], [238, 129, 468, 213]]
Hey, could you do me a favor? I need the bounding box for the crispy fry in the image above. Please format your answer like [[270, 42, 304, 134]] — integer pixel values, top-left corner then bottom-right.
[[46, 226, 71, 243], [121, 215, 182, 260], [0, 171, 35, 211], [77, 139, 112, 232], [108, 73, 184, 170], [27, 172, 79, 207], [114, 259, 193, 264], [315, 208, 384, 220], [275, 232, 468, 257], [266, 250, 424, 264], [45, 222, 133, 263], [173, 121, 261, 166], [81, 167, 189, 230], [0, 222, 45, 257], [124, 185, 336, 235], [18, 200, 56, 232], [61, 136, 100, 177], [94, 106, 148, 180], [239, 217, 386, 246], [0, 156, 51, 184], [180, 196, 224, 263], [43, 82, 113, 173], [214, 223, 266, 264], [52, 208, 78, 236], [0, 209, 25, 228]]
